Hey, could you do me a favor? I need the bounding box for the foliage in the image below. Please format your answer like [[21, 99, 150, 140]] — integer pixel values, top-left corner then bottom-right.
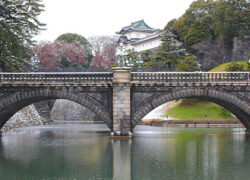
[[154, 33, 189, 69], [0, 0, 45, 71], [102, 43, 116, 66], [111, 64, 119, 68], [91, 52, 106, 69], [141, 50, 154, 63], [209, 61, 248, 72], [213, 1, 239, 47], [247, 54, 250, 71], [91, 45, 115, 69], [177, 56, 200, 72], [142, 61, 160, 69], [173, 0, 215, 42], [225, 62, 245, 72], [164, 19, 177, 34], [141, 50, 158, 69], [124, 49, 138, 67], [171, 0, 250, 48], [34, 41, 87, 70], [56, 33, 92, 64], [184, 17, 213, 47], [88, 36, 116, 69]]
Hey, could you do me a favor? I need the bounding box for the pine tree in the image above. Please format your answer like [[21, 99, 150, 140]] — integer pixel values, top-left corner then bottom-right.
[[154, 33, 188, 69], [0, 0, 45, 71], [177, 56, 200, 72]]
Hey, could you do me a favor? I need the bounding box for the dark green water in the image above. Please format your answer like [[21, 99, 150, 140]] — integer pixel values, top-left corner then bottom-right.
[[0, 124, 250, 180]]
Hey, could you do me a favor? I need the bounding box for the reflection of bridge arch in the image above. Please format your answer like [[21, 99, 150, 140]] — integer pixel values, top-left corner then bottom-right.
[[131, 88, 250, 129], [0, 88, 112, 130]]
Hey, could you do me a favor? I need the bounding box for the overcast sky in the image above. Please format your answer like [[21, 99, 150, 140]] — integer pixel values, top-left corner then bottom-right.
[[34, 0, 195, 42]]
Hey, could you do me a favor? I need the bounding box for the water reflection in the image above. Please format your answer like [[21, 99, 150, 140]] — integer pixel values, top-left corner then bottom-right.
[[0, 125, 250, 180], [112, 140, 131, 180]]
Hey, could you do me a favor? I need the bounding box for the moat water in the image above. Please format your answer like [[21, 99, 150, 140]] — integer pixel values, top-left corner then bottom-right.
[[0, 124, 250, 180]]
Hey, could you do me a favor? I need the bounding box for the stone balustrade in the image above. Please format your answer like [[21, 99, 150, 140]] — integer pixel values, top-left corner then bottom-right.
[[0, 71, 248, 87], [131, 72, 250, 83], [0, 72, 113, 84]]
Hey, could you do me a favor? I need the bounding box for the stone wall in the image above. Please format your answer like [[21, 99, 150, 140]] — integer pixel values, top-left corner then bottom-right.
[[232, 37, 250, 62], [195, 38, 250, 70], [2, 104, 43, 131], [50, 99, 96, 122], [1, 98, 102, 131], [34, 100, 55, 124]]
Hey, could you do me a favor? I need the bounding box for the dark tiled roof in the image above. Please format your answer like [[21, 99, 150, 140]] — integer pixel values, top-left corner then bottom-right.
[[117, 36, 141, 45], [117, 36, 129, 44], [116, 19, 159, 34]]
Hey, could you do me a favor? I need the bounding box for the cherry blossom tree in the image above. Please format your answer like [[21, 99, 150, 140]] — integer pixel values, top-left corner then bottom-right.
[[88, 36, 117, 69], [91, 52, 106, 68], [33, 41, 87, 70], [33, 41, 61, 69]]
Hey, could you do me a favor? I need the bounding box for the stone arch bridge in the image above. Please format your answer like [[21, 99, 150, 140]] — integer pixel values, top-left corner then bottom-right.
[[0, 68, 249, 135]]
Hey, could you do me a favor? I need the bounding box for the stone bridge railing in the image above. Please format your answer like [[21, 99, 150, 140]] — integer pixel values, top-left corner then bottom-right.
[[0, 72, 113, 85], [131, 72, 250, 84], [0, 72, 249, 86]]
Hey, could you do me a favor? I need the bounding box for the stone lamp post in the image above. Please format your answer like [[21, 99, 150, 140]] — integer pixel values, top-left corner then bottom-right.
[[126, 57, 134, 67], [136, 55, 143, 72], [118, 43, 125, 67]]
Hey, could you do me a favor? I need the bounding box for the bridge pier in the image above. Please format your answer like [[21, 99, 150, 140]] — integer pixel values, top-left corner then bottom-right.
[[111, 67, 132, 138]]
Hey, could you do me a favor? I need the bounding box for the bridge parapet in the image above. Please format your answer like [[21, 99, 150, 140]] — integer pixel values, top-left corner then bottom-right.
[[0, 72, 113, 86], [131, 72, 249, 86]]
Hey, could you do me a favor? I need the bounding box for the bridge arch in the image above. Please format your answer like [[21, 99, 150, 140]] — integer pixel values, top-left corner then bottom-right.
[[0, 88, 112, 130], [132, 88, 250, 130]]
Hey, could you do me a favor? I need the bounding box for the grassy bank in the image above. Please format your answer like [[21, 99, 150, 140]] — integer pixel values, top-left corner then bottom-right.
[[160, 62, 247, 122], [163, 99, 237, 121], [209, 61, 248, 72]]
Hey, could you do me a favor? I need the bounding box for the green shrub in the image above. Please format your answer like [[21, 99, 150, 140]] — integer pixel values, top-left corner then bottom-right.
[[225, 62, 245, 72]]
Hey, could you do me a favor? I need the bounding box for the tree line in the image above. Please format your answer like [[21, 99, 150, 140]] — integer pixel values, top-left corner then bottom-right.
[[0, 0, 249, 72]]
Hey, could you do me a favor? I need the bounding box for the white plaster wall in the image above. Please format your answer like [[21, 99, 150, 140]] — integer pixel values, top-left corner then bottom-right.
[[116, 33, 182, 54], [134, 38, 162, 52], [125, 32, 151, 39]]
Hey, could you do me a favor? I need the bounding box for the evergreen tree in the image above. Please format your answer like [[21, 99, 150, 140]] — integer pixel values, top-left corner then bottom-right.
[[213, 0, 240, 47], [154, 33, 188, 69], [141, 50, 158, 69], [172, 0, 250, 49], [0, 0, 45, 71], [184, 16, 213, 47], [237, 0, 250, 38], [177, 56, 200, 72], [164, 19, 177, 34], [124, 49, 138, 67], [141, 50, 154, 63], [172, 0, 216, 42]]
